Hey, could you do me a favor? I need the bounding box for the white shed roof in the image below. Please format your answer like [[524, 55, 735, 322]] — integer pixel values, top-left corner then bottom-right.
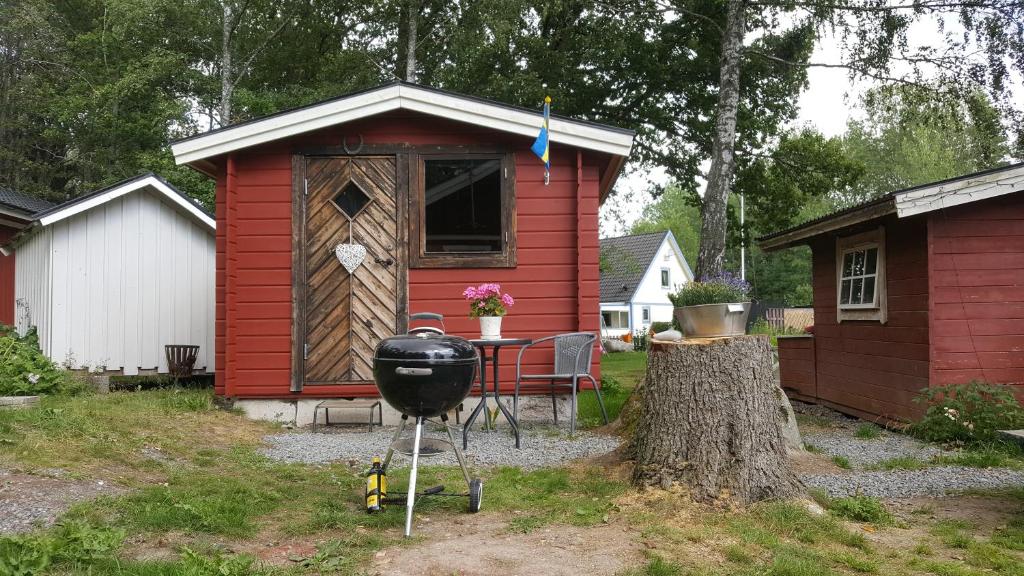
[[170, 82, 635, 166]]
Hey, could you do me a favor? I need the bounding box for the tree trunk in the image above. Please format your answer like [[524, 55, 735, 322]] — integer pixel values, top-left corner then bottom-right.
[[695, 0, 746, 279], [632, 336, 802, 504], [404, 0, 419, 82], [220, 1, 234, 126]]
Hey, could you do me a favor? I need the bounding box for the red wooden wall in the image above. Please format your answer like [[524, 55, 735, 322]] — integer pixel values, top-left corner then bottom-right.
[[0, 226, 16, 326], [777, 335, 816, 400], [928, 194, 1024, 390], [213, 111, 605, 399], [808, 215, 930, 421]]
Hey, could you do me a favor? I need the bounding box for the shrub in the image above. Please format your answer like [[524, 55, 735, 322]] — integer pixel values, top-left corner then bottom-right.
[[632, 330, 648, 351], [649, 321, 674, 334], [909, 382, 1024, 444], [0, 326, 75, 397], [0, 534, 53, 576], [668, 272, 750, 307]]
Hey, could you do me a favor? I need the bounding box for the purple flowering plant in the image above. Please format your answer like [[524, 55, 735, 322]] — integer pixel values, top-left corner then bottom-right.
[[463, 283, 515, 317], [669, 271, 751, 307]]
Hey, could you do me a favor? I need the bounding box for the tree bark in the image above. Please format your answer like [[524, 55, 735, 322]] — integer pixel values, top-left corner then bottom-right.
[[695, 0, 746, 279], [632, 336, 802, 504], [404, 0, 419, 82], [220, 1, 234, 126]]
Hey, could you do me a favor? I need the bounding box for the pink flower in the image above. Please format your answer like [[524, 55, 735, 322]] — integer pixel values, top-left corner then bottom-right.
[[501, 294, 514, 307], [462, 286, 479, 300], [477, 283, 501, 297]]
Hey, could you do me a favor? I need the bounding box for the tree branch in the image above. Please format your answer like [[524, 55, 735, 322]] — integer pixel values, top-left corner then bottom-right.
[[745, 48, 931, 87]]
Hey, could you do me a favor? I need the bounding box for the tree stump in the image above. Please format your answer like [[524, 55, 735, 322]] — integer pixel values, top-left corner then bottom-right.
[[632, 335, 802, 504]]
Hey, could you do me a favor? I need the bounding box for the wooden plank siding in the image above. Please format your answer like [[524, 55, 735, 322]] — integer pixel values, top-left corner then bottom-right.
[[808, 215, 930, 421], [215, 111, 605, 399], [777, 335, 816, 400], [0, 226, 17, 326], [928, 194, 1024, 394]]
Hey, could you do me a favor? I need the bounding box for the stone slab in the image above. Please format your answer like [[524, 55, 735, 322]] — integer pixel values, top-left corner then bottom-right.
[[998, 429, 1024, 447]]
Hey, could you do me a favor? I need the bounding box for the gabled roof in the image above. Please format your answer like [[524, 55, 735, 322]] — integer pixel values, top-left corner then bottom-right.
[[171, 82, 634, 166], [759, 162, 1024, 251], [0, 186, 54, 218], [599, 230, 693, 303]]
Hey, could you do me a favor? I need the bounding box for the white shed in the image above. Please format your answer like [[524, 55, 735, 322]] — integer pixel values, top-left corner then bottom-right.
[[3, 174, 216, 375]]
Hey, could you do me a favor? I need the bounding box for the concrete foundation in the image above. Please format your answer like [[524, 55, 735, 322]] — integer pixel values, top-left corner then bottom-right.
[[232, 394, 572, 428]]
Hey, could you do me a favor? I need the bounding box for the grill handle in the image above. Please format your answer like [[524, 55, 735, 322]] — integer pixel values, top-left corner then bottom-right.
[[395, 367, 433, 376]]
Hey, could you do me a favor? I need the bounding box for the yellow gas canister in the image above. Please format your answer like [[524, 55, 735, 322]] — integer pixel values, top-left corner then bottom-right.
[[365, 457, 387, 513]]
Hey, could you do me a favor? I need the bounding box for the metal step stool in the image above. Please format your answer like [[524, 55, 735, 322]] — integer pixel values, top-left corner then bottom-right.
[[312, 399, 383, 432]]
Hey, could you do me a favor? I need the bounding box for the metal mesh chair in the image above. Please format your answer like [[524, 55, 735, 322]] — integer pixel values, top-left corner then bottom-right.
[[513, 332, 607, 434]]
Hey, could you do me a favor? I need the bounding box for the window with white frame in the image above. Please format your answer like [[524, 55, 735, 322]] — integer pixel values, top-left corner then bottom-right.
[[839, 245, 879, 308], [642, 306, 650, 323], [660, 268, 670, 288], [602, 310, 629, 329]]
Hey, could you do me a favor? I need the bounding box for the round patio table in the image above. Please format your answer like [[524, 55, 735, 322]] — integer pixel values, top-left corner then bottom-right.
[[461, 338, 532, 450]]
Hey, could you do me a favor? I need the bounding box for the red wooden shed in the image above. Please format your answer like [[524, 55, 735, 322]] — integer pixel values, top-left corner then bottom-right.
[[760, 163, 1024, 423], [171, 82, 633, 422], [0, 188, 54, 326]]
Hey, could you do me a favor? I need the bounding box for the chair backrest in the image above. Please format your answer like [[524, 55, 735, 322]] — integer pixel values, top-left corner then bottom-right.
[[553, 332, 596, 376], [165, 345, 200, 378]]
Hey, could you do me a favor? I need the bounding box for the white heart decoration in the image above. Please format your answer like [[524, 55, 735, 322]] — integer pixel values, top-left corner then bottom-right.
[[334, 243, 367, 274]]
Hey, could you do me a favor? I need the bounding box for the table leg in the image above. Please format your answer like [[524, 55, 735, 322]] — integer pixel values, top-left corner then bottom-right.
[[462, 352, 490, 449], [489, 347, 521, 449]]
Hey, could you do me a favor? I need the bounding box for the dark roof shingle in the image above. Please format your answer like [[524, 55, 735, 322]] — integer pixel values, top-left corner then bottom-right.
[[0, 186, 54, 216], [599, 231, 667, 303]]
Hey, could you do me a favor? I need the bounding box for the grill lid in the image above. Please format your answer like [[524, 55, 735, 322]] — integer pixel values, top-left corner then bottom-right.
[[374, 333, 478, 363]]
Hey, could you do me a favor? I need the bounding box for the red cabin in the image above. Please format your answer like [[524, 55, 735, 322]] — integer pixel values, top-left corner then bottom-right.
[[761, 163, 1024, 423], [171, 83, 633, 423], [0, 188, 54, 326]]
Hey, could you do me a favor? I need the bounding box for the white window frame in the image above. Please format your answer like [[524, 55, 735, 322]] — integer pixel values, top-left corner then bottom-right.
[[642, 306, 651, 323], [602, 310, 630, 329], [838, 244, 880, 309], [660, 268, 670, 289], [835, 227, 887, 323]]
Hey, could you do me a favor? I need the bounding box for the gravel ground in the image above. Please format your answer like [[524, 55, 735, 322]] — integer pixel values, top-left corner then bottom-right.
[[804, 467, 1024, 498], [0, 469, 121, 534], [801, 431, 947, 467], [263, 424, 621, 469]]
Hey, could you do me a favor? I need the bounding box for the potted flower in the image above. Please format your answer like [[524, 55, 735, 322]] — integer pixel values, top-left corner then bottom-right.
[[463, 283, 514, 339], [669, 272, 751, 338]]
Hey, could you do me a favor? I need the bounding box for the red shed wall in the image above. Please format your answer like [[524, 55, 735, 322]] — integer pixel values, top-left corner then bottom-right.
[[809, 215, 930, 421], [216, 112, 603, 399], [928, 193, 1024, 392], [0, 225, 17, 326]]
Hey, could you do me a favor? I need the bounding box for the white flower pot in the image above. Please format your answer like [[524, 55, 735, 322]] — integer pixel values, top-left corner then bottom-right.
[[479, 316, 502, 340]]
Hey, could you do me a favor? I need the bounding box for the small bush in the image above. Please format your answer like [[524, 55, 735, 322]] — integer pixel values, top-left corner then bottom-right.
[[910, 382, 1024, 444], [828, 495, 893, 525], [668, 272, 749, 307], [854, 424, 881, 439], [649, 321, 673, 334], [0, 326, 75, 397]]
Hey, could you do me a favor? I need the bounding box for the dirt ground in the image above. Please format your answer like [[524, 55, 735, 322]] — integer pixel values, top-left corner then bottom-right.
[[370, 513, 643, 576], [0, 468, 122, 534]]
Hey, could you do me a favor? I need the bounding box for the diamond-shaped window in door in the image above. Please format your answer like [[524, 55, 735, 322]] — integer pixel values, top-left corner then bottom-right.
[[331, 181, 372, 219]]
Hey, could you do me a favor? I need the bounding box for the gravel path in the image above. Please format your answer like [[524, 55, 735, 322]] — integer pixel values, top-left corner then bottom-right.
[[804, 467, 1024, 498], [0, 469, 121, 534], [263, 425, 621, 469], [801, 431, 946, 467]]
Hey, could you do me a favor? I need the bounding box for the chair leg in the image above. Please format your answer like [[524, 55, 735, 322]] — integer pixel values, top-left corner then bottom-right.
[[550, 379, 558, 423], [569, 376, 578, 435], [312, 407, 319, 433], [513, 373, 521, 423], [588, 374, 609, 425]]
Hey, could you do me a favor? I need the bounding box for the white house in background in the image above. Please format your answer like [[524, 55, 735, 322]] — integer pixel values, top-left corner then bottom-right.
[[599, 230, 693, 338], [1, 173, 216, 374]]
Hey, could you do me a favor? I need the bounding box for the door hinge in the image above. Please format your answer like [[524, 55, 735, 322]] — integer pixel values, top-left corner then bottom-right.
[[303, 178, 309, 195], [303, 343, 309, 359]]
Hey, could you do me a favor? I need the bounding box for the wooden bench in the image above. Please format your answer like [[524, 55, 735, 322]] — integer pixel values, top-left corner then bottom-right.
[[312, 399, 383, 432]]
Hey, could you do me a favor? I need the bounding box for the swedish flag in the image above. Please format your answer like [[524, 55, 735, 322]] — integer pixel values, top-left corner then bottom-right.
[[531, 96, 551, 185]]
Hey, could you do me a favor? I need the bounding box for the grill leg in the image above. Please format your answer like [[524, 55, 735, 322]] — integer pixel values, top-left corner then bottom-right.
[[404, 416, 424, 538], [442, 414, 472, 487], [383, 415, 407, 471]]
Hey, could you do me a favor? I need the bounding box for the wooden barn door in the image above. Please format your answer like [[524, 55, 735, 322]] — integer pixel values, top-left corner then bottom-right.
[[294, 155, 407, 388]]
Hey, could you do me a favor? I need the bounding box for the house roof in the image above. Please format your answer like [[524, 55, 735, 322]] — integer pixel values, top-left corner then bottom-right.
[[0, 186, 54, 218], [758, 162, 1024, 251], [599, 230, 675, 303], [170, 82, 635, 199], [2, 174, 214, 256]]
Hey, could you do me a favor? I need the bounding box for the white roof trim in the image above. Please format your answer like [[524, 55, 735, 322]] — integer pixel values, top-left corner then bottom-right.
[[171, 84, 634, 165], [664, 231, 695, 282], [895, 164, 1024, 218], [37, 176, 216, 230]]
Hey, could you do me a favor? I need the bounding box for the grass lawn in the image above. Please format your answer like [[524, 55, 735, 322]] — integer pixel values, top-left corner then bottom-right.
[[1, 382, 1022, 575], [578, 351, 647, 428]]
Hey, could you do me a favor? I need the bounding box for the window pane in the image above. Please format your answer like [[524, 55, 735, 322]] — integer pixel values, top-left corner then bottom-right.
[[424, 158, 502, 253], [842, 252, 854, 277], [661, 269, 670, 287], [862, 277, 876, 305], [850, 278, 863, 304], [840, 279, 852, 304], [852, 250, 865, 276], [865, 248, 878, 275]]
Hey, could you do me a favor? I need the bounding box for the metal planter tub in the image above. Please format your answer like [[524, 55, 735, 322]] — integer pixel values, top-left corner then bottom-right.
[[674, 302, 751, 338]]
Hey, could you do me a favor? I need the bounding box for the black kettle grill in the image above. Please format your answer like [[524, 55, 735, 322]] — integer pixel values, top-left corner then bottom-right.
[[371, 326, 483, 537]]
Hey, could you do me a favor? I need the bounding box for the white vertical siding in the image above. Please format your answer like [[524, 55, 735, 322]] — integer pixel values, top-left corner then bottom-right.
[[14, 227, 52, 354], [44, 188, 215, 373]]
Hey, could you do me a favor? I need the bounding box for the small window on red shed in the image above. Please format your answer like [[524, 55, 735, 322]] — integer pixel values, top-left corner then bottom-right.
[[835, 227, 887, 323], [411, 153, 516, 268]]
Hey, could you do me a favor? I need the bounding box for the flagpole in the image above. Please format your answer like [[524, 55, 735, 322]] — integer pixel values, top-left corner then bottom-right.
[[544, 96, 551, 186]]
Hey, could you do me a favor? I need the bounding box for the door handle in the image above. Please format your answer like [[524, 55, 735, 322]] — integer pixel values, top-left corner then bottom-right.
[[374, 256, 394, 268]]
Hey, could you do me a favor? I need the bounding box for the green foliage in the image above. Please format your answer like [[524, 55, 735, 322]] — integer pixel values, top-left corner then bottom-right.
[[827, 496, 894, 525], [931, 444, 1024, 469], [831, 456, 851, 469], [52, 520, 125, 563], [910, 382, 1024, 444], [749, 318, 806, 347], [0, 326, 77, 396], [179, 548, 260, 576], [0, 534, 52, 576], [649, 321, 674, 334], [854, 424, 881, 439], [669, 276, 749, 307], [868, 457, 928, 471]]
